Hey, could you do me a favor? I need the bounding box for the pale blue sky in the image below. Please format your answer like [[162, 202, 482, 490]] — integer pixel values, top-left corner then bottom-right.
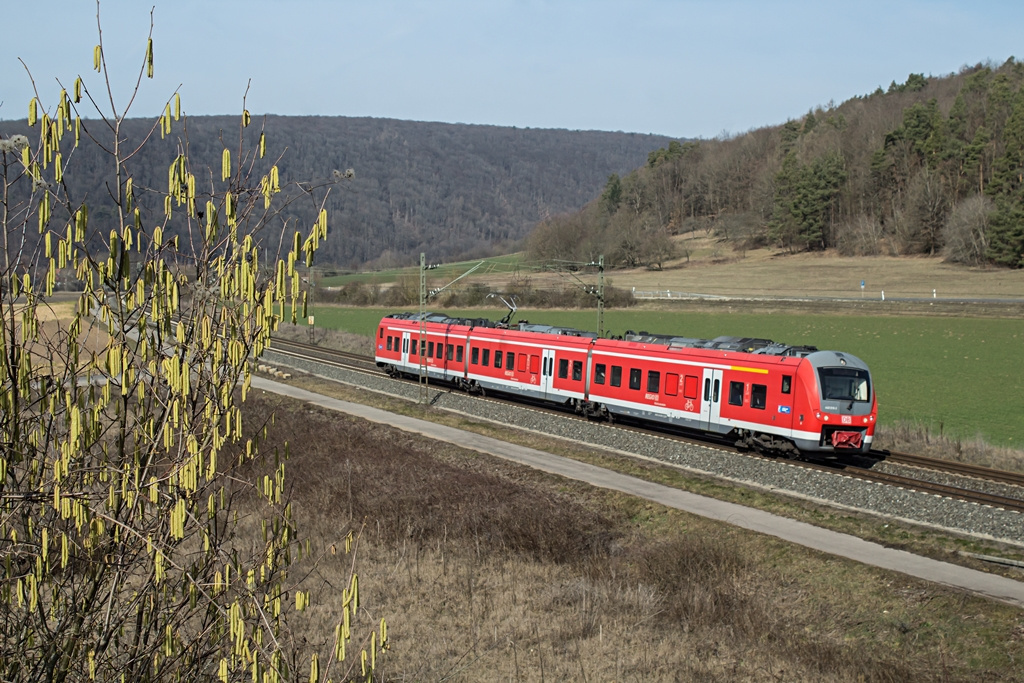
[[2, 1, 1022, 139]]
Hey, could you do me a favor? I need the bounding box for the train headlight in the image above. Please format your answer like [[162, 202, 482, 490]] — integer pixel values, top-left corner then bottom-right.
[[823, 415, 829, 421], [815, 412, 821, 419]]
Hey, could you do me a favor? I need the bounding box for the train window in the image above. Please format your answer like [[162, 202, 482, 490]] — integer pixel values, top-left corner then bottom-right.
[[530, 355, 540, 373], [684, 375, 698, 400], [411, 339, 418, 356], [665, 373, 678, 396], [471, 347, 479, 365], [456, 346, 464, 363], [713, 379, 720, 403], [447, 344, 454, 361], [572, 360, 583, 381], [386, 336, 393, 351], [818, 367, 870, 402], [494, 350, 503, 369], [629, 368, 642, 390], [506, 352, 515, 370], [482, 349, 490, 367], [751, 384, 767, 410], [427, 341, 434, 358], [558, 358, 569, 379], [379, 328, 383, 338], [647, 371, 660, 393], [402, 338, 409, 354], [594, 364, 606, 384], [782, 375, 791, 394], [703, 378, 710, 401], [729, 381, 744, 406], [611, 366, 622, 387], [437, 343, 444, 359]]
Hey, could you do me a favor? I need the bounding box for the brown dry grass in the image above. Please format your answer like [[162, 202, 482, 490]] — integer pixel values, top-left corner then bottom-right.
[[482, 239, 1024, 301], [240, 391, 1024, 682], [272, 323, 371, 355], [6, 298, 110, 374]]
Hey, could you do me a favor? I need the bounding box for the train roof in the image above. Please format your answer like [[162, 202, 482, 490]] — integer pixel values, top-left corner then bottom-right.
[[382, 312, 598, 338], [619, 331, 818, 357], [382, 312, 814, 356]]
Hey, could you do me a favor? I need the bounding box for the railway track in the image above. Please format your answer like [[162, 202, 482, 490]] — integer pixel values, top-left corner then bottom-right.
[[872, 450, 1024, 489], [265, 337, 1024, 514]]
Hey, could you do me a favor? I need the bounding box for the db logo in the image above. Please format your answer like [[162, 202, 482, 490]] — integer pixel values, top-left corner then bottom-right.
[[841, 415, 852, 425]]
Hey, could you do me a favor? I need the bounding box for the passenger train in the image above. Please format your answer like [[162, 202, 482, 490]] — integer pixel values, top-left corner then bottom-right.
[[374, 312, 877, 456]]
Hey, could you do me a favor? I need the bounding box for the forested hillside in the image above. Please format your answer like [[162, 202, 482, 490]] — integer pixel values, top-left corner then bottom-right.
[[528, 59, 1024, 269], [0, 115, 670, 269]]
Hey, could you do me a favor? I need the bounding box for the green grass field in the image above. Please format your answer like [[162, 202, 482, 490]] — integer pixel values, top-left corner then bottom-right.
[[296, 305, 1023, 447]]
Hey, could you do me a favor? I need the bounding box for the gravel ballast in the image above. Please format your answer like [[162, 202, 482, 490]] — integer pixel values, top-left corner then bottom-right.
[[263, 350, 1024, 548]]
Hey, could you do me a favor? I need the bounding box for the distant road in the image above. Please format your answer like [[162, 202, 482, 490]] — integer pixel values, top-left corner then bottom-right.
[[631, 288, 1024, 305]]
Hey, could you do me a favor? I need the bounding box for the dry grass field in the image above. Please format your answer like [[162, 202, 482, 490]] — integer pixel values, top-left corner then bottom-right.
[[477, 238, 1024, 302], [9, 297, 110, 372], [241, 390, 1024, 682]]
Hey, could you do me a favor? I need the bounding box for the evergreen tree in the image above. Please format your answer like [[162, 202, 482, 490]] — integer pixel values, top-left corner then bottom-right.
[[600, 173, 623, 212], [989, 87, 1024, 196], [986, 199, 1024, 266], [770, 152, 847, 251]]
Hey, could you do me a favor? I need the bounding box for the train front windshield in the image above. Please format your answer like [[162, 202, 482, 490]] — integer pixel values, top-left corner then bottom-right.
[[817, 367, 871, 402]]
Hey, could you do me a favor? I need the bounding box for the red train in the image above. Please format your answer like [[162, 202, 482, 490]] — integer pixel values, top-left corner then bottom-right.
[[374, 313, 877, 456]]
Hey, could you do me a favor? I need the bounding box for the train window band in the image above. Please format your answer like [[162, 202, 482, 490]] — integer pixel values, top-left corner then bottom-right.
[[376, 313, 877, 456]]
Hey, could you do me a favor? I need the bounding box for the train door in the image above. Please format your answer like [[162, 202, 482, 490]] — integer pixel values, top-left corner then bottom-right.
[[700, 368, 723, 430], [540, 349, 556, 397], [401, 332, 411, 368]]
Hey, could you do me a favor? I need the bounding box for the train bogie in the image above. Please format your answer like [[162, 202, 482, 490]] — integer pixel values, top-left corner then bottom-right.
[[375, 313, 878, 457]]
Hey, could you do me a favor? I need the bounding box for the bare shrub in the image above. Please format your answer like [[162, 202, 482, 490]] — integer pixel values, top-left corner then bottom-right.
[[630, 534, 766, 637], [835, 214, 885, 255], [942, 194, 993, 265]]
